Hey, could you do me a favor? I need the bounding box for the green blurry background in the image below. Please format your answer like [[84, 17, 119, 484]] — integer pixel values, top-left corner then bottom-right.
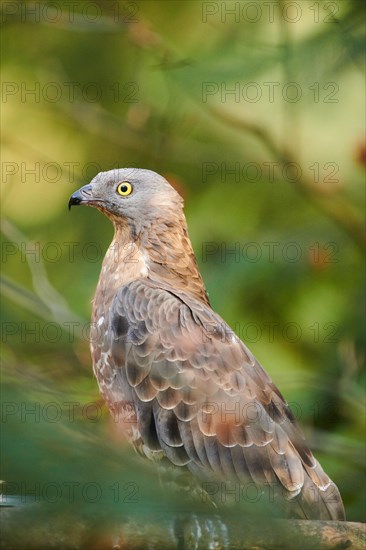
[[1, 0, 365, 534]]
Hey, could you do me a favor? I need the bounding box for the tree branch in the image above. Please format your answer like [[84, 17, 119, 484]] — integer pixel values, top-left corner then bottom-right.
[[208, 106, 365, 251], [1, 506, 365, 550]]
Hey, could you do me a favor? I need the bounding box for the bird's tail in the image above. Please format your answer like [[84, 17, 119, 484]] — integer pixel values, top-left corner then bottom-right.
[[286, 460, 345, 520]]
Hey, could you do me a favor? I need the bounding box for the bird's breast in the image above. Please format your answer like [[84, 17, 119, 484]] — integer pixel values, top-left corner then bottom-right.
[[90, 240, 149, 399]]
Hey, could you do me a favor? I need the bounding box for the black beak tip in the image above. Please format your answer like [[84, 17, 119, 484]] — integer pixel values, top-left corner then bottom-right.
[[68, 194, 82, 211], [68, 184, 93, 211]]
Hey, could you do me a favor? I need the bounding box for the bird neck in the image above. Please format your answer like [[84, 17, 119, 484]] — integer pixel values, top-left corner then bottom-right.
[[109, 216, 210, 306]]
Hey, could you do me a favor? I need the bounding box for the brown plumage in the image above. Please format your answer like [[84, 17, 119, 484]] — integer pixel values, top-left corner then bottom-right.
[[69, 168, 345, 520]]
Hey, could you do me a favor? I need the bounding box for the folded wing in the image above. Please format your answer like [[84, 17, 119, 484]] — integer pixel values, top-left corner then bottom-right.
[[104, 279, 344, 520]]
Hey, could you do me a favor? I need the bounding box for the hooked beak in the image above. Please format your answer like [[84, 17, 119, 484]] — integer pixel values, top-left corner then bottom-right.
[[68, 184, 93, 210]]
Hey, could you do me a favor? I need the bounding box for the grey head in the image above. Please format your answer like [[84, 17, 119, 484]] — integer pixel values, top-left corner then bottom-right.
[[68, 168, 184, 229]]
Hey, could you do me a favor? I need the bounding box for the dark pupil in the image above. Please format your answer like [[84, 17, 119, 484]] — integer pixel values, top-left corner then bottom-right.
[[121, 185, 128, 193]]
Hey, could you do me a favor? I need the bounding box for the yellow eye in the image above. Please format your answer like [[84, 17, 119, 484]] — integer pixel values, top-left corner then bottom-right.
[[117, 182, 133, 196]]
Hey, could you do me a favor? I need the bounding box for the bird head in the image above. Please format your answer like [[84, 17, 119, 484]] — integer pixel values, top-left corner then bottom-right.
[[69, 168, 184, 229], [69, 167, 208, 302]]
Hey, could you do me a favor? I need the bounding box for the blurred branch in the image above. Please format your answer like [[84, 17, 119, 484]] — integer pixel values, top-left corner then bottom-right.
[[0, 274, 52, 321], [207, 106, 291, 163], [1, 219, 85, 331], [0, 507, 364, 550], [311, 429, 364, 468], [208, 107, 365, 251], [2, 136, 85, 186], [54, 99, 228, 166]]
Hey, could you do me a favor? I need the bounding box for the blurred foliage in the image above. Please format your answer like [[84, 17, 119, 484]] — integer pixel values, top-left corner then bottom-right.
[[1, 0, 365, 534]]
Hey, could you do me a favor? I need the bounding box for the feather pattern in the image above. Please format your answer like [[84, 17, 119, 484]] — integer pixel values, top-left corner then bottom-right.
[[95, 278, 344, 519]]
